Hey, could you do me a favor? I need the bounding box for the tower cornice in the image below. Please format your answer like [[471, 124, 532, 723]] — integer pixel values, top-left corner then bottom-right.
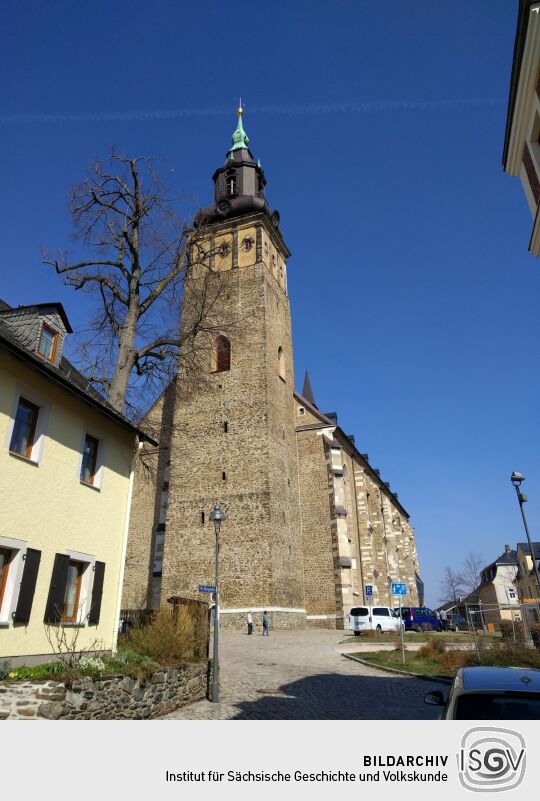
[[191, 210, 291, 259]]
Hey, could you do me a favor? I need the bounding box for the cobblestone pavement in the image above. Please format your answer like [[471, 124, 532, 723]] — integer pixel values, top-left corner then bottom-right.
[[161, 629, 447, 720]]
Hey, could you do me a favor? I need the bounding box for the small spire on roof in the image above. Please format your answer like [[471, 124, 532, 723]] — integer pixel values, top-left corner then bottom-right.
[[230, 99, 250, 152], [302, 371, 317, 408]]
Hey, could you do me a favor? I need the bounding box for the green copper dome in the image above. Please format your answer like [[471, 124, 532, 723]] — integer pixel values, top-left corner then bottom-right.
[[229, 102, 249, 152]]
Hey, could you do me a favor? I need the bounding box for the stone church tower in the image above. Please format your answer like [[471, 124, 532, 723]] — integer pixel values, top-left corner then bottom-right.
[[121, 108, 423, 628], [160, 106, 306, 627]]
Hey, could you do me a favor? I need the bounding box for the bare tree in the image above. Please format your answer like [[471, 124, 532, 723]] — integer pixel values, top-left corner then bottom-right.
[[461, 551, 485, 600], [439, 566, 465, 605], [44, 151, 227, 416]]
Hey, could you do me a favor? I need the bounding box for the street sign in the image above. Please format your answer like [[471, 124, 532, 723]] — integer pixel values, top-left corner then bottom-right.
[[198, 584, 216, 593], [365, 584, 373, 597], [391, 582, 407, 596]]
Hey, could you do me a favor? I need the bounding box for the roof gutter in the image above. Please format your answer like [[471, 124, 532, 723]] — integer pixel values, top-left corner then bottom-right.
[[503, 1, 537, 167]]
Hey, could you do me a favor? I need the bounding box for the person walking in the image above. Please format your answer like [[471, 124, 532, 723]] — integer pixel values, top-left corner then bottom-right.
[[247, 610, 253, 635], [262, 610, 269, 636]]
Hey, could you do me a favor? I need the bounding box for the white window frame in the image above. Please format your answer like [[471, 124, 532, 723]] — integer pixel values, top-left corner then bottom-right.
[[65, 549, 96, 624], [4, 385, 51, 465], [77, 426, 107, 491], [0, 535, 28, 625], [507, 587, 518, 603]]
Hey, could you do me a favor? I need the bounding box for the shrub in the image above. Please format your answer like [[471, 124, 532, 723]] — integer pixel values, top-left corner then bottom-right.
[[419, 637, 446, 660], [122, 608, 206, 666], [530, 623, 540, 649], [440, 649, 467, 672], [0, 659, 11, 680], [499, 619, 526, 645], [78, 656, 106, 677], [464, 646, 540, 670]]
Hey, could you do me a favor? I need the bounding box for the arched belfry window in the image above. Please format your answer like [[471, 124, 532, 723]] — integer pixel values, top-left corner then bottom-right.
[[212, 335, 231, 373], [226, 169, 237, 196], [278, 346, 286, 381]]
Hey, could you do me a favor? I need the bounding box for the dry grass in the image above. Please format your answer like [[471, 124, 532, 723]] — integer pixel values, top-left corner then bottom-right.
[[121, 608, 207, 666]]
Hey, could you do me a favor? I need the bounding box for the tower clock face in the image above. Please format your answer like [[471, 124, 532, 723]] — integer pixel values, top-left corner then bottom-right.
[[217, 199, 231, 216]]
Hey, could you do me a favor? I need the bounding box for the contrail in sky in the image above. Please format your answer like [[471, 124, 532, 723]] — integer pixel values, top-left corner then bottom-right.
[[0, 98, 504, 124]]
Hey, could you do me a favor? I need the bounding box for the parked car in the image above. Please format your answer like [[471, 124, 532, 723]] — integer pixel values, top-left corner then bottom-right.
[[425, 666, 540, 719], [445, 613, 468, 632], [349, 605, 401, 635], [395, 606, 442, 632]]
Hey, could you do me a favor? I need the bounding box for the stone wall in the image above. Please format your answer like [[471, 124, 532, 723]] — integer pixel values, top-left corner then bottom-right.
[[219, 610, 306, 630], [161, 214, 305, 624], [122, 383, 176, 610], [0, 662, 208, 720]]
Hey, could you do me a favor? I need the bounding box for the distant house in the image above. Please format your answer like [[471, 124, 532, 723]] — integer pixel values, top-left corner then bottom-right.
[[0, 298, 155, 664], [475, 546, 520, 626], [516, 541, 540, 602]]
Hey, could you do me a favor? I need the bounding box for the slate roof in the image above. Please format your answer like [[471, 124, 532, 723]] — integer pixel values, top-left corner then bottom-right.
[[0, 298, 157, 444], [518, 541, 540, 559]]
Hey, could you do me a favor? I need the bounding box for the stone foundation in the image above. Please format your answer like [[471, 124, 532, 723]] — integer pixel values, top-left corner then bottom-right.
[[0, 662, 209, 720], [306, 616, 342, 630], [219, 610, 307, 631]]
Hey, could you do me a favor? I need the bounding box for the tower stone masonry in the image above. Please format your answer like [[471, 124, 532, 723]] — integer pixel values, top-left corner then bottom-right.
[[160, 106, 306, 628], [121, 108, 422, 628]]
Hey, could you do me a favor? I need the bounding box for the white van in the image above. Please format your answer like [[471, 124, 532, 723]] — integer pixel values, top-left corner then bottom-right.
[[349, 605, 401, 635]]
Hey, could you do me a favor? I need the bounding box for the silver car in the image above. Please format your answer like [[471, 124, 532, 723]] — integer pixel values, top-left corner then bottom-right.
[[425, 666, 540, 719]]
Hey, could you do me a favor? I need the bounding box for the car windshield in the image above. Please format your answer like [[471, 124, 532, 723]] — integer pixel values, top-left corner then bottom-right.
[[455, 692, 540, 720]]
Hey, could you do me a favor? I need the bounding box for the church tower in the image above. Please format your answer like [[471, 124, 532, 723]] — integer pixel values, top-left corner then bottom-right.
[[161, 106, 306, 628]]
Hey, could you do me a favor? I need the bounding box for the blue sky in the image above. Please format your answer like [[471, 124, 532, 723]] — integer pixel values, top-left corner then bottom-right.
[[1, 1, 537, 605]]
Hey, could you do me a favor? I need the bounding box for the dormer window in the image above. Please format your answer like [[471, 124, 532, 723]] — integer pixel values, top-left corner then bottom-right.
[[37, 324, 58, 363]]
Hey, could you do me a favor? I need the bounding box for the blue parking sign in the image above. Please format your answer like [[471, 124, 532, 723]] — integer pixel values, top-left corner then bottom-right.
[[391, 582, 407, 596], [365, 584, 373, 597]]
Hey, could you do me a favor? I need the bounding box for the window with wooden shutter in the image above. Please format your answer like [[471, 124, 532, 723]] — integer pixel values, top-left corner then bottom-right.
[[88, 561, 105, 625], [62, 560, 84, 623], [13, 548, 41, 624], [44, 553, 70, 623], [0, 547, 12, 613]]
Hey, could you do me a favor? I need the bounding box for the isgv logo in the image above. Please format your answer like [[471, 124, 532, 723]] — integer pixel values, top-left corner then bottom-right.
[[458, 727, 526, 792]]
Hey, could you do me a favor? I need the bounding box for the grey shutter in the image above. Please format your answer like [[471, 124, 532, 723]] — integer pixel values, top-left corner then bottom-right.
[[88, 561, 105, 625], [44, 553, 70, 623], [13, 548, 41, 624]]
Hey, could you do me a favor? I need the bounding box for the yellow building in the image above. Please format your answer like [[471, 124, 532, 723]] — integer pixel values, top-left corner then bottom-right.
[[516, 541, 540, 602], [0, 299, 154, 664]]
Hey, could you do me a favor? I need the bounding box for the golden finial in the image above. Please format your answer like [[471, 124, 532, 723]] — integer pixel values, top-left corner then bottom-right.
[[237, 97, 243, 117]]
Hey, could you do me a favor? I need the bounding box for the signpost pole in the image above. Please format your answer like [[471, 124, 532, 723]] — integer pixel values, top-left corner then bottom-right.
[[399, 594, 405, 665], [212, 525, 220, 703]]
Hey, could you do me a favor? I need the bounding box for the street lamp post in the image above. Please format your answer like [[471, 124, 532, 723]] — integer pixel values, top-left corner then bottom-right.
[[511, 472, 540, 600], [209, 503, 225, 703]]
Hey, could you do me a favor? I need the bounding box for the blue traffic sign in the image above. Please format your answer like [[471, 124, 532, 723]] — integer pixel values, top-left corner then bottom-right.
[[198, 584, 216, 593], [365, 584, 373, 597], [391, 582, 407, 596]]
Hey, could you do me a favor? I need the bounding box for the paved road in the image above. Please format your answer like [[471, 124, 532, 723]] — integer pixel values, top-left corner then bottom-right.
[[162, 629, 447, 720]]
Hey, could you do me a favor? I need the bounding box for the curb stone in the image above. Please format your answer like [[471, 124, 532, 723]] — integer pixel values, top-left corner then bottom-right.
[[341, 652, 453, 685]]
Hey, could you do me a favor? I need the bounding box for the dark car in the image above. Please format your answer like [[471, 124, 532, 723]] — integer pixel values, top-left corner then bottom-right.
[[425, 666, 540, 719], [445, 613, 468, 632], [395, 606, 442, 632]]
